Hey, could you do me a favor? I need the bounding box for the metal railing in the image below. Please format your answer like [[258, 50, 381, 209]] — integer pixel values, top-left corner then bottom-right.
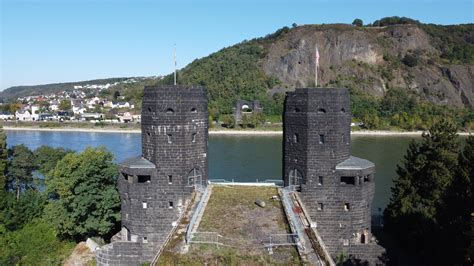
[[208, 178, 284, 187], [266, 233, 299, 248], [186, 186, 211, 243]]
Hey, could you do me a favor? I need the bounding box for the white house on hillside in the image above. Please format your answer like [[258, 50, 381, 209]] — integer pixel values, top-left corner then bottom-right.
[[15, 110, 32, 121]]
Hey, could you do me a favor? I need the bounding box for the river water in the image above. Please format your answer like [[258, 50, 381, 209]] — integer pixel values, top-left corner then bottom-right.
[[6, 130, 422, 213]]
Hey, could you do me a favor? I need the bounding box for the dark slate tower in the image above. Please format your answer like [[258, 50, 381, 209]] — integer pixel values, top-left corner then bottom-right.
[[283, 88, 383, 263], [96, 85, 208, 265]]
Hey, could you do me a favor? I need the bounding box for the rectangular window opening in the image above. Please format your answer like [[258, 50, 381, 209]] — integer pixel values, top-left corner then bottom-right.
[[319, 134, 325, 144], [138, 175, 151, 183], [168, 175, 173, 184], [169, 201, 174, 209], [143, 236, 148, 243], [142, 201, 147, 209], [192, 133, 196, 143], [340, 176, 356, 185], [344, 203, 350, 211], [318, 176, 323, 186], [363, 175, 370, 182], [317, 203, 323, 211], [167, 134, 172, 143]]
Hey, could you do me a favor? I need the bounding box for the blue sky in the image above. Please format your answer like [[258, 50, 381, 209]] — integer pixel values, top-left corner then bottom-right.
[[1, 0, 473, 90]]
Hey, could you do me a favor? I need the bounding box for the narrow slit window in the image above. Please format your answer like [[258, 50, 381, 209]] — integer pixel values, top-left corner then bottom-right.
[[142, 201, 147, 209], [192, 133, 197, 143], [319, 134, 325, 144], [318, 176, 323, 186], [342, 134, 345, 143], [147, 107, 152, 113], [294, 107, 300, 113], [190, 107, 197, 113], [341, 108, 346, 113], [168, 175, 172, 184], [143, 236, 148, 243], [167, 134, 172, 143], [169, 201, 174, 209], [293, 133, 299, 143]]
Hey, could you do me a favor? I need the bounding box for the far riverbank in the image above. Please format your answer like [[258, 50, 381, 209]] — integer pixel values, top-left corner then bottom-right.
[[2, 126, 471, 136]]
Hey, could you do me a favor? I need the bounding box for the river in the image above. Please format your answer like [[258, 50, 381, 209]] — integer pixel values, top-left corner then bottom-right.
[[6, 130, 423, 213]]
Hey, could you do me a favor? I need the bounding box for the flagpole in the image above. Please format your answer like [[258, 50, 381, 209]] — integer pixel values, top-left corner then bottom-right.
[[174, 44, 177, 86], [315, 46, 318, 87]]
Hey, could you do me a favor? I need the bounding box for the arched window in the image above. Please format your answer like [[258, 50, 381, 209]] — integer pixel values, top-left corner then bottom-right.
[[293, 133, 299, 143], [318, 108, 326, 113], [341, 108, 346, 113], [190, 107, 197, 113], [166, 108, 174, 114]]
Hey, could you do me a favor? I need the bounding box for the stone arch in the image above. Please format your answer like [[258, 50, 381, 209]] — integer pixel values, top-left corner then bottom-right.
[[233, 100, 263, 122]]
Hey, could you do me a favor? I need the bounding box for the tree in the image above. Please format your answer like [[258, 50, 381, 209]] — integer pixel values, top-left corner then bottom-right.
[[34, 146, 73, 176], [352, 18, 363, 27], [58, 99, 72, 111], [0, 127, 8, 193], [402, 54, 418, 67], [222, 114, 235, 128], [384, 120, 459, 263], [113, 90, 121, 101], [45, 147, 120, 240], [7, 145, 36, 200], [438, 136, 474, 263]]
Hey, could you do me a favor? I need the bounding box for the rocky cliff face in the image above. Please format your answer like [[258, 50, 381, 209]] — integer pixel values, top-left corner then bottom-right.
[[261, 24, 473, 108]]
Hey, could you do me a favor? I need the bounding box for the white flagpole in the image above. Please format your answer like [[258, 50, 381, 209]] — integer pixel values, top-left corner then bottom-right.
[[174, 44, 177, 85], [315, 46, 318, 87]]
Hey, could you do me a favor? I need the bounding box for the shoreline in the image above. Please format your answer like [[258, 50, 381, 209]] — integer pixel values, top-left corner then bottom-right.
[[2, 126, 471, 136]]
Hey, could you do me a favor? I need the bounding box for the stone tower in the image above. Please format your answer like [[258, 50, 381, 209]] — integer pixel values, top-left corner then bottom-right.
[[283, 88, 383, 263], [96, 85, 208, 265]]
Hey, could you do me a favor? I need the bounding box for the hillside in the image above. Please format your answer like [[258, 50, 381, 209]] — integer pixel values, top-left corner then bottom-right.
[[3, 17, 473, 130], [1, 77, 136, 100]]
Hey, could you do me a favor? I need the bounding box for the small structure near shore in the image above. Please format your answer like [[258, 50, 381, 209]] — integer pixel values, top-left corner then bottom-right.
[[233, 100, 263, 122]]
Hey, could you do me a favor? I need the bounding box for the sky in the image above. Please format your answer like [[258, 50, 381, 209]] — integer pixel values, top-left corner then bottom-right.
[[0, 0, 473, 90]]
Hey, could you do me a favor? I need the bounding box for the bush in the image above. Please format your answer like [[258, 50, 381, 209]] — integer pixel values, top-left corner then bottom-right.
[[221, 115, 235, 128], [402, 54, 418, 67], [0, 219, 75, 265]]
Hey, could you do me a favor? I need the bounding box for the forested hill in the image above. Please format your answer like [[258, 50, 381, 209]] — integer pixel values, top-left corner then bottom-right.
[[0, 77, 134, 100], [164, 18, 473, 113], [3, 17, 473, 130]]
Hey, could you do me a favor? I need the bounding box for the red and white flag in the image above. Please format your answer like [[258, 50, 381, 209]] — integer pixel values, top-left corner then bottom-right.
[[315, 46, 320, 67]]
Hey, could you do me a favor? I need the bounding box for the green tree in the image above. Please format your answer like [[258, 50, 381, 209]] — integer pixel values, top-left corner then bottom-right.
[[45, 147, 120, 240], [0, 219, 74, 265], [58, 99, 72, 111], [0, 190, 46, 232], [384, 120, 459, 263], [34, 146, 73, 176], [438, 136, 474, 264], [0, 127, 8, 193], [222, 114, 235, 128], [7, 145, 36, 200], [352, 18, 363, 27]]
